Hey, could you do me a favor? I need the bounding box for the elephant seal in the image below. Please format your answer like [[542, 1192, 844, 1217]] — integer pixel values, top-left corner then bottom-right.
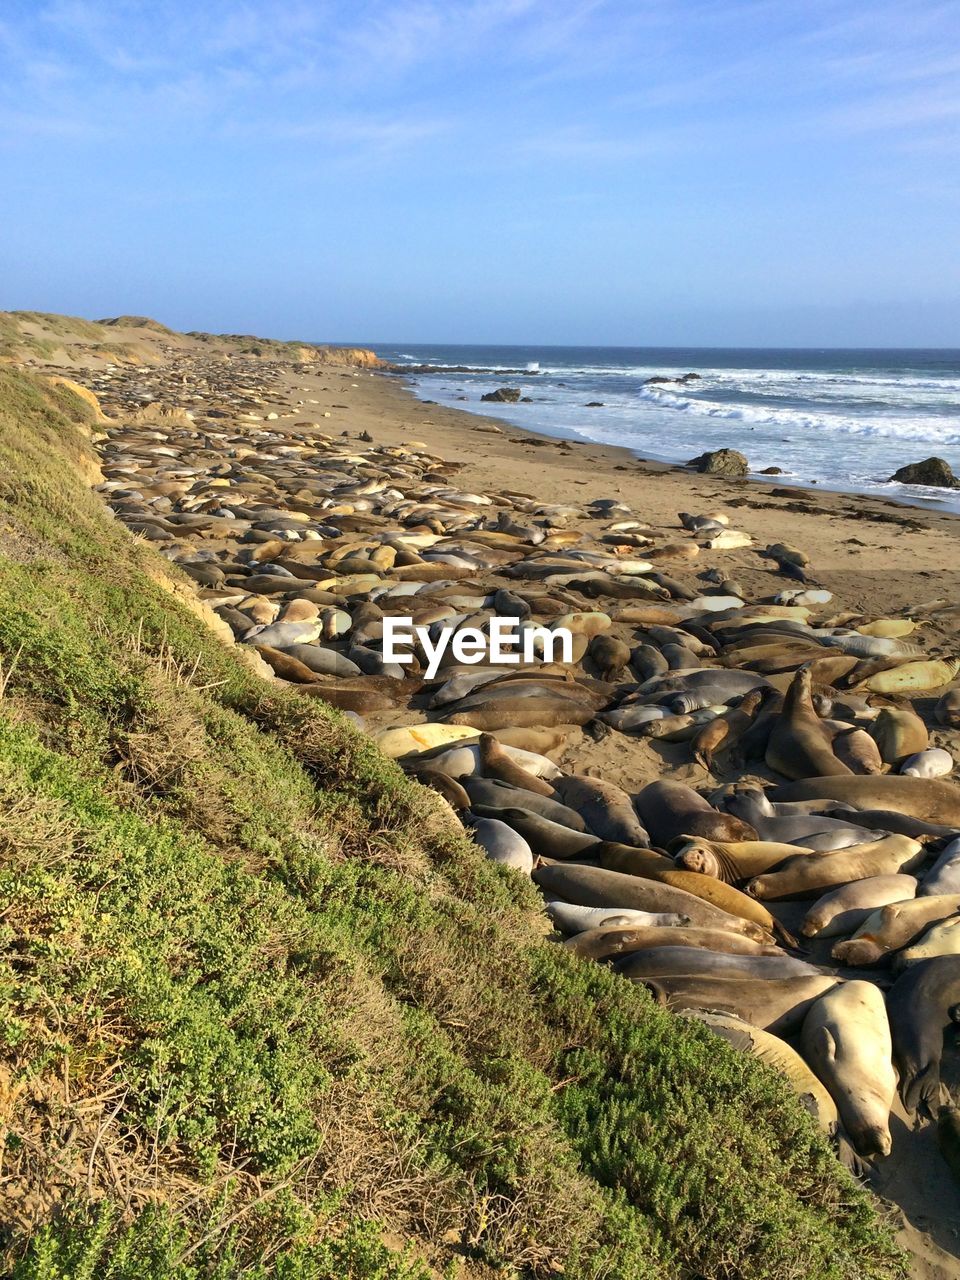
[[800, 981, 896, 1159], [870, 705, 929, 766], [615, 947, 818, 981], [640, 973, 838, 1036], [477, 734, 555, 796], [634, 780, 757, 846], [531, 863, 770, 939], [377, 723, 480, 758], [644, 668, 770, 714], [446, 693, 596, 731], [596, 844, 784, 937], [412, 738, 562, 781], [689, 687, 766, 769], [746, 834, 924, 900], [724, 788, 879, 850], [685, 1011, 838, 1135], [589, 633, 632, 679], [896, 915, 960, 968], [298, 683, 399, 713], [564, 924, 778, 961], [595, 843, 676, 876], [471, 807, 600, 860], [544, 901, 687, 934], [771, 776, 960, 826], [465, 778, 587, 830], [553, 776, 650, 846], [831, 895, 960, 966], [469, 817, 533, 874], [901, 748, 954, 779], [934, 689, 960, 728], [412, 769, 471, 810], [800, 874, 917, 939], [886, 955, 960, 1114], [921, 838, 960, 897], [671, 837, 811, 883], [832, 728, 884, 776], [765, 665, 852, 780], [822, 807, 957, 842], [861, 656, 960, 695]]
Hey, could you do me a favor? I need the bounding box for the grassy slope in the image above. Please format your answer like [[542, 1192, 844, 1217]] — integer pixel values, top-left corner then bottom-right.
[[0, 366, 905, 1279]]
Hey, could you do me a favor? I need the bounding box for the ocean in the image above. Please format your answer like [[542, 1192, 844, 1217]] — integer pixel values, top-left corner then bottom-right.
[[369, 344, 960, 514]]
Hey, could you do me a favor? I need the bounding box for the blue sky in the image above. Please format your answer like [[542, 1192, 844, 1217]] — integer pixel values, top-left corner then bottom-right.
[[1, 0, 959, 345]]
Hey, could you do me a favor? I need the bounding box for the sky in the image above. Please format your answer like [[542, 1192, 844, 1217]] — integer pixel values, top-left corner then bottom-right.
[[1, 0, 959, 346]]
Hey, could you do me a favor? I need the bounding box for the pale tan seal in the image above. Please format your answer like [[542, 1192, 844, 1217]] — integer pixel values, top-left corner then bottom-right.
[[770, 775, 960, 826], [746, 835, 924, 901], [831, 895, 960, 966], [801, 981, 896, 1158]]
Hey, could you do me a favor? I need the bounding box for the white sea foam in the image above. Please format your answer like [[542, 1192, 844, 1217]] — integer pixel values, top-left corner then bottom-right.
[[386, 346, 960, 514]]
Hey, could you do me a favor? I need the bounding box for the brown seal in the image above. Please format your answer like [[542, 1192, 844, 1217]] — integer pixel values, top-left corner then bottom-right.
[[671, 837, 802, 884], [870, 705, 929, 766], [634, 780, 757, 846], [887, 956, 960, 1115], [770, 775, 960, 826], [477, 734, 554, 796], [596, 844, 783, 936], [553, 776, 650, 846], [564, 924, 778, 961], [831, 895, 960, 967], [765, 665, 852, 780], [531, 863, 769, 939], [831, 728, 884, 775], [689, 687, 766, 769], [639, 973, 838, 1036], [801, 981, 896, 1158]]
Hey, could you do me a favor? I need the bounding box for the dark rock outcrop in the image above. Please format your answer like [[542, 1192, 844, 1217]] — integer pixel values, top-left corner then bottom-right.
[[889, 457, 960, 488], [687, 448, 749, 477], [645, 372, 701, 387], [481, 387, 522, 403]]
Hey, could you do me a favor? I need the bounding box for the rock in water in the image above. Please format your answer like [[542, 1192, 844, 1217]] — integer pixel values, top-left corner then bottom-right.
[[481, 387, 522, 403], [687, 449, 749, 477], [889, 457, 960, 488]]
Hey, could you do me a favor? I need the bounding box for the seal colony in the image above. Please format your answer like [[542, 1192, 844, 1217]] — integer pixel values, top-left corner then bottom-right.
[[48, 337, 960, 1261]]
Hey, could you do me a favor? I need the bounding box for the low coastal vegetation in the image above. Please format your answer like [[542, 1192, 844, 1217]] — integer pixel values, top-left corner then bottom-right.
[[0, 362, 906, 1278]]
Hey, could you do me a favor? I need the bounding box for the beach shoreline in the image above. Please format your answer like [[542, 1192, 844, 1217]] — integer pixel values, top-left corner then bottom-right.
[[15, 322, 960, 1278], [288, 361, 960, 615]]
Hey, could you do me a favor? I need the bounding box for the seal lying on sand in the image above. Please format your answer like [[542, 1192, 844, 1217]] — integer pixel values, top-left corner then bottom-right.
[[564, 925, 778, 961], [771, 775, 960, 826], [832, 895, 960, 967], [746, 835, 925, 901], [634, 780, 757, 846], [640, 973, 838, 1036], [532, 863, 771, 940], [800, 874, 917, 939], [672, 836, 817, 883], [886, 956, 960, 1115], [801, 981, 897, 1159], [553, 775, 650, 846]]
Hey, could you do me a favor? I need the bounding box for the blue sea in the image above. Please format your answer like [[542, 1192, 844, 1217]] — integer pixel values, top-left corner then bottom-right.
[[367, 345, 960, 514]]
